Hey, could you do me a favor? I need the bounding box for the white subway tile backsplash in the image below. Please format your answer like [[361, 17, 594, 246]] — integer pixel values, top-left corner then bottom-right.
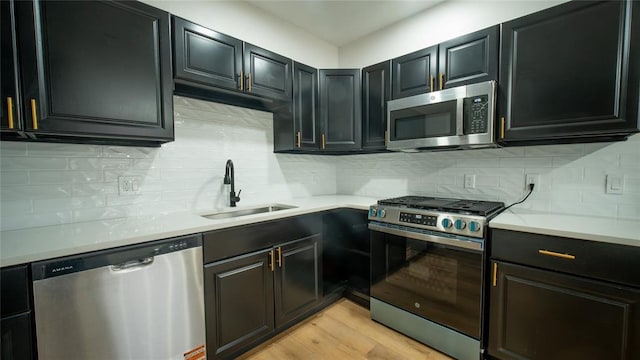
[[1, 98, 639, 231]]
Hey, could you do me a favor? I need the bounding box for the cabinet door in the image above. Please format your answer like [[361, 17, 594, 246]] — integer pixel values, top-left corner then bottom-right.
[[392, 45, 438, 99], [319, 69, 362, 151], [499, 1, 637, 144], [488, 261, 640, 360], [205, 249, 274, 359], [244, 43, 292, 101], [1, 0, 22, 133], [362, 61, 391, 149], [437, 25, 498, 89], [172, 17, 243, 92], [1, 313, 34, 360], [274, 235, 322, 328], [16, 0, 173, 143], [293, 62, 319, 150]]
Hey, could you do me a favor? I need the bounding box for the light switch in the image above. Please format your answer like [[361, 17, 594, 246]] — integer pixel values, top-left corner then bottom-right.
[[605, 174, 624, 194]]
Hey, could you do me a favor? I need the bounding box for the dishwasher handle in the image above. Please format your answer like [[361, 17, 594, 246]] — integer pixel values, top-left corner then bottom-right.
[[111, 256, 154, 271]]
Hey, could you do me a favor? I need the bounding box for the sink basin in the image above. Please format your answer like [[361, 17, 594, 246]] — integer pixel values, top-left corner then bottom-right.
[[201, 204, 297, 220]]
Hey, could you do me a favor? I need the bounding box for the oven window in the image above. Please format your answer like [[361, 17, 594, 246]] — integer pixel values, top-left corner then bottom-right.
[[371, 231, 483, 339], [390, 100, 457, 140]]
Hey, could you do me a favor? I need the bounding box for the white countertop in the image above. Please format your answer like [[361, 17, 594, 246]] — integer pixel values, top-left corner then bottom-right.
[[489, 208, 640, 247], [0, 196, 377, 267]]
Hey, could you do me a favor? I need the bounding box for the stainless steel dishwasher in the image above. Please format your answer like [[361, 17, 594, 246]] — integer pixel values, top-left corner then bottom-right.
[[32, 234, 206, 360]]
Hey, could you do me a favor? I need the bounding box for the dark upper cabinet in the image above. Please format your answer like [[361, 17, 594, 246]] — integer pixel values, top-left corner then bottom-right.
[[244, 44, 292, 102], [362, 61, 391, 149], [392, 45, 438, 99], [391, 26, 498, 100], [498, 0, 640, 145], [1, 0, 23, 135], [292, 62, 319, 150], [172, 17, 293, 103], [319, 69, 362, 151], [13, 0, 174, 145], [438, 25, 499, 89], [173, 16, 243, 93]]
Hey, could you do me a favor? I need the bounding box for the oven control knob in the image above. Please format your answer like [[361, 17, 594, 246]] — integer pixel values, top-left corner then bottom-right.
[[469, 221, 481, 232], [441, 218, 453, 229], [377, 209, 386, 218], [454, 219, 467, 230], [369, 207, 377, 218]]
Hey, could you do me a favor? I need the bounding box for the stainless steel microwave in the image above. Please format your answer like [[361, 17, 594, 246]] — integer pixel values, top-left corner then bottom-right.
[[387, 80, 497, 151]]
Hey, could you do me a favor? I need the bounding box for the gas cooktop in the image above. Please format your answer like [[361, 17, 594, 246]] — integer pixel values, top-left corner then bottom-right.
[[378, 196, 504, 217]]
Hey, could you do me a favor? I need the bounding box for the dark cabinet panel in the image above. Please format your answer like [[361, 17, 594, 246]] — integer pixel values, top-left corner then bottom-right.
[[1, 265, 30, 317], [488, 261, 640, 360], [319, 69, 362, 150], [438, 25, 498, 89], [499, 0, 639, 144], [1, 0, 22, 134], [1, 313, 34, 360], [274, 235, 321, 327], [293, 62, 319, 150], [14, 0, 173, 144], [392, 45, 438, 99], [205, 249, 275, 359], [173, 17, 242, 92], [1, 265, 34, 360], [362, 61, 391, 149], [244, 44, 292, 102]]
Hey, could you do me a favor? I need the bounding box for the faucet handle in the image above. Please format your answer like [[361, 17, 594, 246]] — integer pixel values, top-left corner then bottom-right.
[[234, 189, 241, 203]]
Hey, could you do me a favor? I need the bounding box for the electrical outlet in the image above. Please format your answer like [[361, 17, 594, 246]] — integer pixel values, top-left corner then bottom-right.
[[118, 176, 141, 195], [605, 174, 624, 194], [464, 174, 476, 189], [525, 174, 539, 189]]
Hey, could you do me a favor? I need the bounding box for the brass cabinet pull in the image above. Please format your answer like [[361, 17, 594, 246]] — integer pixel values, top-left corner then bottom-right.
[[277, 247, 282, 268], [296, 131, 301, 148], [269, 250, 275, 272], [538, 249, 575, 260], [439, 73, 444, 90], [321, 133, 326, 150], [30, 99, 38, 130], [492, 262, 498, 287], [500, 117, 505, 139], [384, 130, 388, 146], [239, 71, 244, 91], [6, 97, 15, 129], [430, 75, 434, 92], [247, 73, 252, 92]]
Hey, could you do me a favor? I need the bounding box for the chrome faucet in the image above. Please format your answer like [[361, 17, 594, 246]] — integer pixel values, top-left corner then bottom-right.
[[223, 159, 241, 207]]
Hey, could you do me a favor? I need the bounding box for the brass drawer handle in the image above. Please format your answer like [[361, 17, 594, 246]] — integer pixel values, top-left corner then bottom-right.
[[247, 73, 252, 92], [500, 117, 505, 139], [321, 133, 326, 150], [296, 131, 301, 148], [492, 262, 497, 287], [269, 250, 275, 272], [538, 249, 575, 260], [239, 71, 244, 91], [7, 97, 15, 129], [430, 75, 434, 92], [277, 247, 282, 267], [439, 73, 444, 90], [31, 99, 38, 130]]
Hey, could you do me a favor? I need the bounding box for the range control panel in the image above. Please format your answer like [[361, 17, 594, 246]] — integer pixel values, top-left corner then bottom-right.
[[368, 205, 487, 238]]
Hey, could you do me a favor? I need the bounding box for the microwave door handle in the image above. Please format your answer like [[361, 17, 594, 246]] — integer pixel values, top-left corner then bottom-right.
[[456, 98, 464, 136]]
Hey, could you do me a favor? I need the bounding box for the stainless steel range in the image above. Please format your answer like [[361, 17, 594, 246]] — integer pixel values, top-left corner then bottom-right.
[[368, 196, 504, 360]]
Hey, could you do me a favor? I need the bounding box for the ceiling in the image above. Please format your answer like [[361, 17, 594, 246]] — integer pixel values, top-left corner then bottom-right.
[[244, 0, 447, 47]]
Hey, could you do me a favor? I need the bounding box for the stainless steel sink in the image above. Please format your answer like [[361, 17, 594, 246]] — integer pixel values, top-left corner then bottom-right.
[[200, 204, 297, 220]]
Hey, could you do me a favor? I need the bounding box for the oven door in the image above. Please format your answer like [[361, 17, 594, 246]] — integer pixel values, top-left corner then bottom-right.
[[370, 223, 484, 339]]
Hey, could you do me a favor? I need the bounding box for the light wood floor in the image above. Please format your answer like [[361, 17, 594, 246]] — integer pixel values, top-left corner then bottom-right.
[[237, 298, 453, 360]]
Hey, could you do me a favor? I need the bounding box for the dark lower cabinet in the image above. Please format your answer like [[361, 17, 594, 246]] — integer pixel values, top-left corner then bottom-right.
[[13, 0, 174, 145], [362, 61, 391, 150], [319, 69, 362, 151], [205, 249, 274, 359], [203, 215, 323, 359], [1, 265, 34, 360], [488, 261, 640, 360], [498, 0, 639, 145]]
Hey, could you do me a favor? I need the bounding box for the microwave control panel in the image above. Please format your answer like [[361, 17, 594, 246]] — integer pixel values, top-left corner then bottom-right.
[[464, 95, 489, 134]]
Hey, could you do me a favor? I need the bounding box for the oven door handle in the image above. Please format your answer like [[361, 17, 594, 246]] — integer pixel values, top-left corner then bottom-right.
[[369, 223, 483, 251]]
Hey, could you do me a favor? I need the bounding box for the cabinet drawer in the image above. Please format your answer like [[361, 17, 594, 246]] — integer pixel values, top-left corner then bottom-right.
[[203, 214, 321, 264], [491, 229, 640, 288], [1, 265, 30, 317], [1, 312, 34, 360]]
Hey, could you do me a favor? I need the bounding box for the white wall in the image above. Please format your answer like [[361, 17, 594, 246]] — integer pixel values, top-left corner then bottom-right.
[[0, 98, 336, 231], [336, 135, 640, 220], [338, 0, 569, 68], [140, 0, 339, 68]]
